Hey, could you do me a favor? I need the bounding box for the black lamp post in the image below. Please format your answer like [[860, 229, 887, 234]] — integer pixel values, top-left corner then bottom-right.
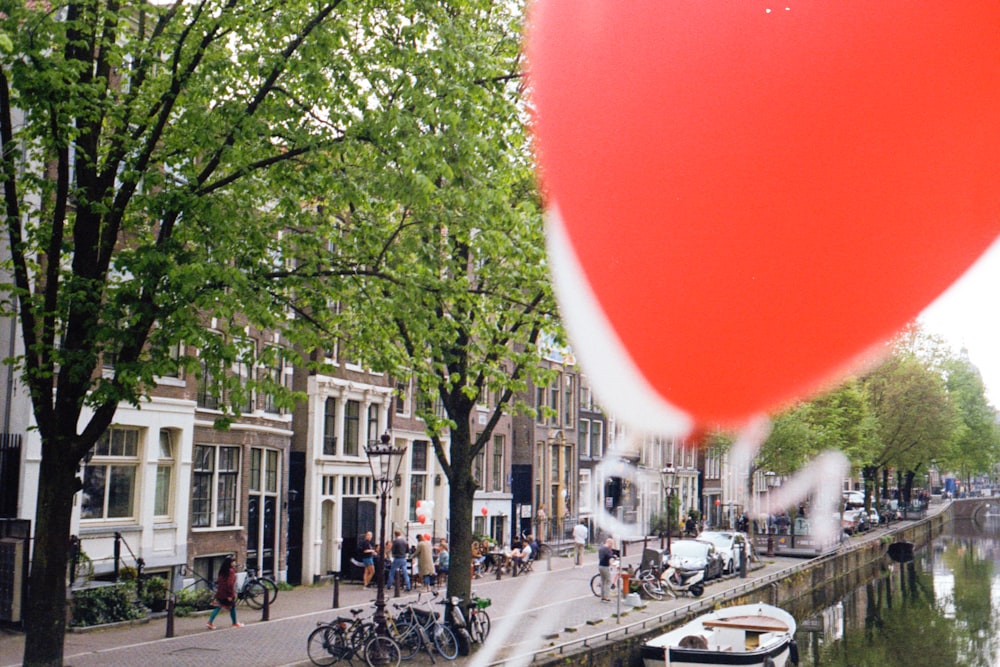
[[365, 432, 407, 636], [661, 463, 676, 556]]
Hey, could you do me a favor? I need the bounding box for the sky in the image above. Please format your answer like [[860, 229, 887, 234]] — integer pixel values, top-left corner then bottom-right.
[[918, 237, 1000, 406]]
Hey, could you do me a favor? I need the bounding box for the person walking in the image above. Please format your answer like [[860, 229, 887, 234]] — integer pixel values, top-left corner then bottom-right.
[[387, 530, 411, 591], [415, 533, 436, 590], [572, 520, 589, 567], [206, 556, 243, 629], [597, 538, 615, 602], [359, 531, 376, 588]]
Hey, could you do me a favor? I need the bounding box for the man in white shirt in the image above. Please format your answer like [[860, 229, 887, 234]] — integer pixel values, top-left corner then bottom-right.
[[572, 520, 589, 567]]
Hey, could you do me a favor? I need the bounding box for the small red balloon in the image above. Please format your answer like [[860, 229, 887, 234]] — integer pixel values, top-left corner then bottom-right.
[[527, 1, 1000, 431], [481, 507, 488, 516], [418, 515, 426, 524], [424, 534, 431, 542]]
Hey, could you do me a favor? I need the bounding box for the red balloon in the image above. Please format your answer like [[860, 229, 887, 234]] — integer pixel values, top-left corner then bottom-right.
[[527, 2, 1000, 431], [424, 533, 431, 542], [418, 515, 426, 524], [481, 507, 488, 516]]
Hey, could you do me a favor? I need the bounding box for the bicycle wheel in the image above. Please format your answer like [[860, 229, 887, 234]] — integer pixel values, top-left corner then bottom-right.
[[590, 574, 617, 598], [389, 620, 421, 660], [469, 609, 491, 643], [350, 620, 376, 650], [364, 635, 401, 667], [432, 623, 459, 660], [308, 625, 349, 666], [259, 576, 279, 605], [641, 577, 665, 601], [242, 580, 268, 609]]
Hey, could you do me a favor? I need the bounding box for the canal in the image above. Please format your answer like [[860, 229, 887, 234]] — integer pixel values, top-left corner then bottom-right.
[[790, 515, 1000, 667]]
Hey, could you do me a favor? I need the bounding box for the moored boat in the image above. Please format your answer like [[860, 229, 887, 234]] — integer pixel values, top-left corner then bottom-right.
[[641, 602, 799, 667]]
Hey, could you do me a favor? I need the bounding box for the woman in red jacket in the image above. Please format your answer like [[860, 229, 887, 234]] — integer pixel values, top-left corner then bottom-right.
[[206, 556, 243, 629]]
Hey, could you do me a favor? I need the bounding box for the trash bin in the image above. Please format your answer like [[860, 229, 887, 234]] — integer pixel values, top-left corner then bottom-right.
[[620, 572, 631, 595]]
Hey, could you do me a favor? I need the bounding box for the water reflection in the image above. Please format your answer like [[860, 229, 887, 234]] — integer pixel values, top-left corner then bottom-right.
[[792, 517, 1000, 667]]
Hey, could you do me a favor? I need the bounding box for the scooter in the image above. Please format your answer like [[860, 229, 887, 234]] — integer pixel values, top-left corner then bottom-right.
[[660, 558, 706, 598]]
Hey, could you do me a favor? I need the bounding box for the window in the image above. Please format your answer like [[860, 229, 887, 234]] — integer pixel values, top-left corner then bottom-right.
[[579, 469, 592, 512], [261, 347, 288, 414], [154, 430, 175, 518], [535, 386, 546, 423], [192, 445, 240, 528], [591, 420, 604, 458], [81, 427, 139, 521], [473, 450, 485, 485], [580, 380, 592, 411], [367, 404, 379, 444], [343, 400, 360, 456], [563, 375, 575, 427], [492, 435, 504, 491], [395, 382, 408, 416], [197, 357, 220, 409], [549, 378, 560, 426], [411, 441, 428, 471], [409, 475, 427, 521], [323, 398, 338, 455], [579, 419, 591, 457]]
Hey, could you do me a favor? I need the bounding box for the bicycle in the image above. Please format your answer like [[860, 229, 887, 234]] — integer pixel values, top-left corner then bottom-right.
[[307, 608, 400, 667], [589, 557, 623, 598], [243, 568, 279, 607], [389, 592, 459, 662], [467, 596, 491, 644]]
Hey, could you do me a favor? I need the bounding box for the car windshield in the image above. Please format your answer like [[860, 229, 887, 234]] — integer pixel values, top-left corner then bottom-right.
[[699, 532, 732, 547], [671, 541, 708, 558]]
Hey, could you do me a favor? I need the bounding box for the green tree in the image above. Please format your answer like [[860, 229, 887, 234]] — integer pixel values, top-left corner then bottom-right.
[[300, 1, 558, 623], [939, 351, 1000, 487], [1, 2, 521, 664], [862, 348, 959, 504]]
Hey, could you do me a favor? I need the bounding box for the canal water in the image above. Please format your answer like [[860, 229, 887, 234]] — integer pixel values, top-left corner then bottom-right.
[[791, 515, 1000, 667]]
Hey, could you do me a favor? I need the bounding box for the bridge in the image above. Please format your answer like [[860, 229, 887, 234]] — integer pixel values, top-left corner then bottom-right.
[[949, 496, 999, 522]]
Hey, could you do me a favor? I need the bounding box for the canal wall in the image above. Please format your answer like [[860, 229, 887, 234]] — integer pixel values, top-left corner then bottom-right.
[[534, 507, 952, 667]]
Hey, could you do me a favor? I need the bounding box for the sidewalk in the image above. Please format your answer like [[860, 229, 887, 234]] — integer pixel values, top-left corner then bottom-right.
[[1, 512, 943, 667]]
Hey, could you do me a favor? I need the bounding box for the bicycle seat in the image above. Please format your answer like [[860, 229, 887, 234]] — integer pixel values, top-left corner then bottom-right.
[[350, 608, 364, 615]]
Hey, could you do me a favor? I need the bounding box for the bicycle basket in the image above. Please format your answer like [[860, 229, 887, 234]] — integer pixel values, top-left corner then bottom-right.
[[473, 597, 492, 610]]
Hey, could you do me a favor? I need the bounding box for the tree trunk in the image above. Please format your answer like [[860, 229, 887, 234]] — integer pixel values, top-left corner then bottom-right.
[[443, 416, 475, 656], [23, 446, 80, 667]]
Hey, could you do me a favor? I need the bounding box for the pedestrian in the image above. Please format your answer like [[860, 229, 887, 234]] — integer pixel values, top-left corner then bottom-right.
[[572, 519, 589, 567], [685, 514, 697, 537], [598, 537, 615, 602], [416, 533, 436, 589], [436, 540, 450, 585], [536, 504, 547, 540], [387, 530, 411, 591], [359, 531, 376, 587], [206, 555, 243, 629]]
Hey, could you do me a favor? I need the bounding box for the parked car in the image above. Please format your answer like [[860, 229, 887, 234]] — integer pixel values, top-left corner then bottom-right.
[[843, 491, 865, 509], [697, 531, 753, 574], [840, 508, 870, 535], [864, 507, 880, 527], [664, 539, 725, 580]]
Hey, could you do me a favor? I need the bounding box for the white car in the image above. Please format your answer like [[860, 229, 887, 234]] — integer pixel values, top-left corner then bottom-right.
[[697, 530, 753, 574]]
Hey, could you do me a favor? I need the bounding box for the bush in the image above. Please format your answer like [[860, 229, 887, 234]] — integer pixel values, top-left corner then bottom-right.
[[71, 583, 145, 627], [139, 576, 170, 610], [172, 587, 214, 616]]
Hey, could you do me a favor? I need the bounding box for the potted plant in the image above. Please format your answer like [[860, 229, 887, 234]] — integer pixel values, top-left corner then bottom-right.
[[140, 576, 170, 613]]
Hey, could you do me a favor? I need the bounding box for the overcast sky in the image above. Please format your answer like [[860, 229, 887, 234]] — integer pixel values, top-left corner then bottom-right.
[[918, 237, 1000, 407]]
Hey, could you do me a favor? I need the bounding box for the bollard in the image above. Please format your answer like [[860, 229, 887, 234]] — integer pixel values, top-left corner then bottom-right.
[[547, 548, 553, 572], [262, 586, 270, 621], [496, 558, 502, 580], [622, 540, 627, 557], [332, 575, 340, 609], [739, 542, 747, 578], [165, 596, 175, 638]]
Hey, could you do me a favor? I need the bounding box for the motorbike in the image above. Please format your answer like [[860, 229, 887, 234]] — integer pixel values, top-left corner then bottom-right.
[[660, 559, 706, 598]]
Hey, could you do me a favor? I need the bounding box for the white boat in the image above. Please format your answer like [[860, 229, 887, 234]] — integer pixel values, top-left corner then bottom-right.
[[641, 603, 799, 667]]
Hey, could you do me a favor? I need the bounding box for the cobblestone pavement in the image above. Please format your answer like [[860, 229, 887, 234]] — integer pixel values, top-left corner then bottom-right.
[[1, 506, 945, 667]]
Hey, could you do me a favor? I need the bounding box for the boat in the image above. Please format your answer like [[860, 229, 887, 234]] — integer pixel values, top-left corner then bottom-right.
[[641, 602, 799, 667]]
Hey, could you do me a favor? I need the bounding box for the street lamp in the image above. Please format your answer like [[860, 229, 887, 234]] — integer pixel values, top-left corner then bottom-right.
[[365, 432, 407, 637], [661, 463, 677, 555]]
